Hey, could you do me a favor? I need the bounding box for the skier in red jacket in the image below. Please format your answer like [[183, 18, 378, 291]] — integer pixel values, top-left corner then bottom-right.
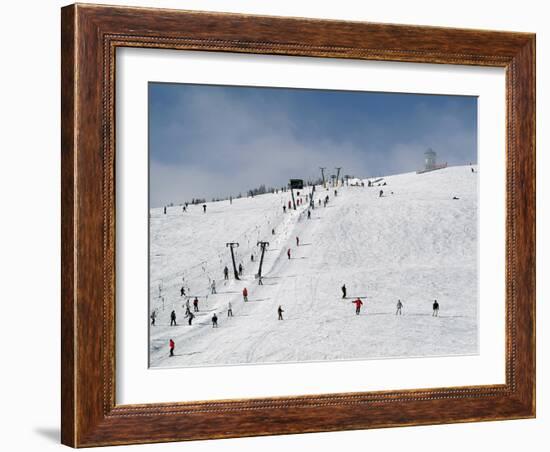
[[242, 287, 248, 302], [353, 298, 364, 315], [169, 339, 175, 357]]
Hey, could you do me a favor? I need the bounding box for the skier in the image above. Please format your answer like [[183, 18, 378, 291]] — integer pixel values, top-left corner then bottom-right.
[[432, 300, 440, 317], [187, 310, 195, 325], [182, 205, 186, 212], [242, 287, 248, 302], [307, 210, 311, 219], [341, 284, 347, 299], [163, 206, 166, 215], [272, 228, 275, 235], [278, 305, 284, 320], [296, 236, 300, 246], [180, 286, 185, 297], [353, 298, 363, 315], [379, 190, 383, 198], [170, 310, 177, 326], [238, 263, 243, 276], [223, 266, 229, 280], [150, 310, 156, 326], [185, 299, 191, 313], [318, 199, 321, 207], [334, 189, 337, 197], [212, 313, 218, 328], [283, 205, 286, 213], [169, 339, 175, 357], [251, 254, 255, 262], [396, 299, 403, 315], [193, 297, 199, 312], [211, 280, 216, 294], [227, 302, 233, 317], [288, 200, 291, 209], [287, 248, 291, 260], [202, 204, 207, 213]]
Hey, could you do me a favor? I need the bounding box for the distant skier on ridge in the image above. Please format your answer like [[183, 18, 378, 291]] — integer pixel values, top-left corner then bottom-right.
[[278, 305, 284, 320], [341, 284, 347, 299]]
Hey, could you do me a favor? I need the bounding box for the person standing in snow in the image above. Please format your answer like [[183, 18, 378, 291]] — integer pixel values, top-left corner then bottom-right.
[[272, 228, 275, 235], [396, 299, 403, 315], [432, 300, 440, 317], [180, 286, 185, 297], [223, 266, 229, 280], [242, 287, 248, 302], [307, 210, 311, 219], [341, 284, 347, 299], [288, 200, 291, 209], [238, 263, 243, 277], [251, 253, 255, 262], [227, 302, 233, 317], [211, 280, 216, 294], [278, 305, 284, 320], [150, 310, 156, 326], [185, 299, 191, 313], [287, 248, 291, 260], [212, 313, 218, 328], [187, 310, 195, 325], [170, 310, 177, 326], [379, 190, 383, 198], [353, 298, 363, 315], [296, 236, 300, 246], [169, 339, 175, 357], [283, 205, 286, 213], [202, 204, 207, 213], [163, 206, 166, 214], [193, 297, 199, 312]]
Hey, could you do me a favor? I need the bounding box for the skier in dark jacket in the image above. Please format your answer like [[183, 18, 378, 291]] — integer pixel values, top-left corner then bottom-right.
[[396, 300, 403, 315], [238, 263, 243, 276], [170, 310, 177, 326], [278, 305, 284, 320], [212, 313, 218, 328], [187, 311, 195, 325], [193, 297, 199, 312], [379, 190, 383, 198], [307, 210, 311, 219], [180, 286, 185, 297], [223, 266, 229, 280], [341, 284, 347, 299], [202, 204, 207, 213], [432, 300, 440, 317], [150, 310, 156, 326], [287, 248, 291, 260]]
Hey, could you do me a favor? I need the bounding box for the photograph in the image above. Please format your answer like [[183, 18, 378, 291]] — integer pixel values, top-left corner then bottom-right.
[[147, 82, 479, 368]]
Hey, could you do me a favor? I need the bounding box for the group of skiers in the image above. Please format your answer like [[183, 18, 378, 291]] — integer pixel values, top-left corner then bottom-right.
[[340, 283, 441, 316]]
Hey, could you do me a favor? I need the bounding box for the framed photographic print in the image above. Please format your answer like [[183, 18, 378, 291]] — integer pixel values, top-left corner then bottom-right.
[[61, 3, 536, 447]]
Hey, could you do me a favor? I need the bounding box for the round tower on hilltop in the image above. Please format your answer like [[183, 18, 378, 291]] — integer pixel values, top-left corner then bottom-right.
[[424, 148, 437, 170]]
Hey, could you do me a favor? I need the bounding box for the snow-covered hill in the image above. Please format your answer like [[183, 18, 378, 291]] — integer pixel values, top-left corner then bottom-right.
[[149, 165, 478, 368]]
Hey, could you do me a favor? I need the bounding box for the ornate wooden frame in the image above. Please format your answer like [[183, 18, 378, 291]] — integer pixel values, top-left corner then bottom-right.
[[61, 3, 535, 447]]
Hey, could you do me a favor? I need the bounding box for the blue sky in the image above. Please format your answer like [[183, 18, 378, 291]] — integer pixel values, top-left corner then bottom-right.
[[149, 83, 477, 207]]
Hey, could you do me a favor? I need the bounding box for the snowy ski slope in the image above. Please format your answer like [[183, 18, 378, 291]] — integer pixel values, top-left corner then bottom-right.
[[149, 165, 478, 368]]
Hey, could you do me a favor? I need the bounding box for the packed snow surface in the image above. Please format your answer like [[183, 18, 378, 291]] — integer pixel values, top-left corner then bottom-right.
[[149, 166, 478, 368]]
